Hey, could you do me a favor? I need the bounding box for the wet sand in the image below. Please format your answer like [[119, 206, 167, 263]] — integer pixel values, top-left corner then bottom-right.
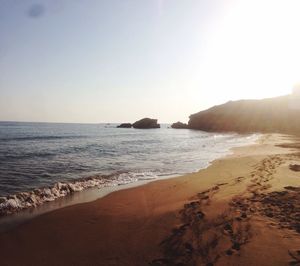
[[1, 134, 300, 265]]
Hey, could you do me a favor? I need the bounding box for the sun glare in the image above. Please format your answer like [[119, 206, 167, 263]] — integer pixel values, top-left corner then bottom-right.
[[199, 0, 300, 102]]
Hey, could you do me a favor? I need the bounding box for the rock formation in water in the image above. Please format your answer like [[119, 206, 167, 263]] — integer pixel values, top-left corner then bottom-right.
[[117, 123, 132, 128], [171, 122, 189, 129], [132, 118, 160, 129], [188, 94, 300, 134]]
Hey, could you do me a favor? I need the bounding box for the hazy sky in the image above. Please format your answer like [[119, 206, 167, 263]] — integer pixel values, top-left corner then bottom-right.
[[0, 0, 299, 123]]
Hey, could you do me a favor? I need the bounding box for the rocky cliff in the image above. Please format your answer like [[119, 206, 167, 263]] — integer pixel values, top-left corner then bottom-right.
[[188, 95, 300, 134]]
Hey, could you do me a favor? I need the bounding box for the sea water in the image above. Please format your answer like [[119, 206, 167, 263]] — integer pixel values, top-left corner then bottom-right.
[[0, 121, 259, 215]]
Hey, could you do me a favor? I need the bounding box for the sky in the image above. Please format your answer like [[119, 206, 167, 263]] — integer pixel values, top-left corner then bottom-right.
[[0, 0, 299, 123]]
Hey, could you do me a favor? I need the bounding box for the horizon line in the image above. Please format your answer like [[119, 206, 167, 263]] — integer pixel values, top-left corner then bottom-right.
[[0, 120, 174, 125]]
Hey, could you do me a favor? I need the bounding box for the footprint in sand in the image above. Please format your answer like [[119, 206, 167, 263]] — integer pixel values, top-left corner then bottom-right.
[[288, 249, 300, 265]]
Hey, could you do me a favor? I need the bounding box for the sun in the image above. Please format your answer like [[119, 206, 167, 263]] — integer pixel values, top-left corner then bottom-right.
[[197, 0, 300, 102]]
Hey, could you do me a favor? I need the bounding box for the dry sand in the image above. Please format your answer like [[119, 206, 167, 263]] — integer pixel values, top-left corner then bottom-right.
[[1, 134, 300, 266]]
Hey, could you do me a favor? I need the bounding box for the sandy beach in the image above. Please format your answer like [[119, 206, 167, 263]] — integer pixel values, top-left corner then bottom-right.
[[1, 134, 300, 266]]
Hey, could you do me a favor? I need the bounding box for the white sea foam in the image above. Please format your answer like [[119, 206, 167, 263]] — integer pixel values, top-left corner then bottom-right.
[[0, 171, 158, 216]]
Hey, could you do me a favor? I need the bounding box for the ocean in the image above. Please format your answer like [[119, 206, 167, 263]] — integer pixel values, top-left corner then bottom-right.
[[0, 121, 258, 215]]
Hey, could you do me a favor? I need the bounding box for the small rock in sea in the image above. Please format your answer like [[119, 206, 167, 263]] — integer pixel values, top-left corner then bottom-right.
[[171, 121, 189, 129], [117, 123, 132, 128], [132, 118, 160, 129]]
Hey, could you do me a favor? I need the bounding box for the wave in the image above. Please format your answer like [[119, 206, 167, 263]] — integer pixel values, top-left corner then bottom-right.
[[0, 171, 157, 216]]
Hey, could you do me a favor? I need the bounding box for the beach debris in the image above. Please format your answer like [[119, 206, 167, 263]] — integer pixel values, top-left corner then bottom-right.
[[289, 164, 300, 172]]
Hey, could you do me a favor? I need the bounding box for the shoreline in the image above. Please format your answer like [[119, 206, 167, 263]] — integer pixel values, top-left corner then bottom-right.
[[0, 133, 259, 232], [1, 133, 300, 265]]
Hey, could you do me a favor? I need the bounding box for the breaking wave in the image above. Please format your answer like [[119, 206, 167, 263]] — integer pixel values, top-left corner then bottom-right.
[[0, 171, 157, 216]]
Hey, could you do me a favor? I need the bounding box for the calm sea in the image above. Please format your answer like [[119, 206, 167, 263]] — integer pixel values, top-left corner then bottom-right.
[[0, 121, 258, 215]]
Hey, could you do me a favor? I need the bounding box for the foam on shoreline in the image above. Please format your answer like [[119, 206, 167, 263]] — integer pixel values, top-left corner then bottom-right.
[[0, 172, 157, 216]]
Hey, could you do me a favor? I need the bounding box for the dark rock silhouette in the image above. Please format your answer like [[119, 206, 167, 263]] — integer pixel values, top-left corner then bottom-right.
[[188, 94, 300, 134], [117, 123, 132, 128], [171, 122, 189, 129], [289, 164, 300, 172], [132, 118, 160, 129]]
